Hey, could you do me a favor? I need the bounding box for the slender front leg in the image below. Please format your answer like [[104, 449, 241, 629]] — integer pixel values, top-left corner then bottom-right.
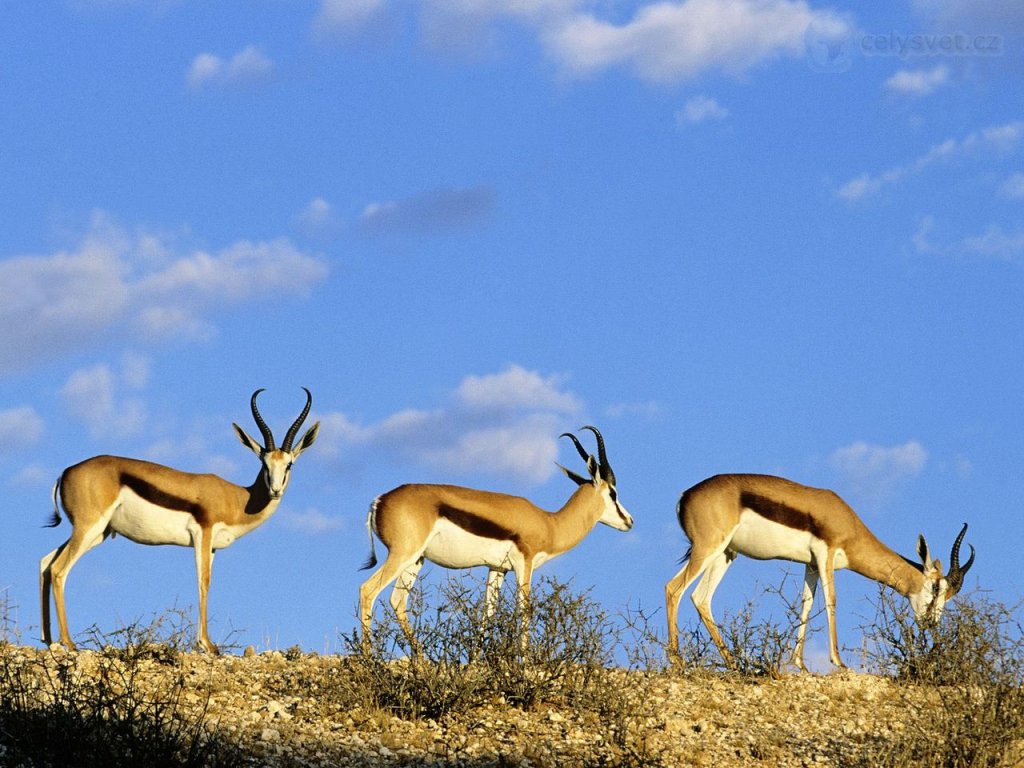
[[816, 548, 845, 669], [485, 569, 506, 619], [793, 564, 820, 671], [193, 529, 219, 654]]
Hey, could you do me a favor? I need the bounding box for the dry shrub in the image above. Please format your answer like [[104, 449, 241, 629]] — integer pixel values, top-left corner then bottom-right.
[[0, 605, 244, 768], [335, 573, 663, 761], [857, 587, 1024, 767]]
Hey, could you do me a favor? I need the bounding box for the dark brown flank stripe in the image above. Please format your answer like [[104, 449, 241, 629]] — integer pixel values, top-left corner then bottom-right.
[[120, 473, 204, 520], [437, 503, 521, 545], [739, 491, 826, 540]]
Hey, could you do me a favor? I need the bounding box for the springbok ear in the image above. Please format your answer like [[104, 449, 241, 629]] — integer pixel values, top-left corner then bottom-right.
[[918, 534, 937, 572], [291, 421, 320, 458], [557, 463, 589, 486], [586, 455, 600, 482], [233, 423, 264, 456]]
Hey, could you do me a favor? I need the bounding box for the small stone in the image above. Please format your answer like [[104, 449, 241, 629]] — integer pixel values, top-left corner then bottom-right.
[[260, 728, 280, 742]]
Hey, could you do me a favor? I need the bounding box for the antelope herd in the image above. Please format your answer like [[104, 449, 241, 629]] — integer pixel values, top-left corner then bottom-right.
[[39, 387, 976, 669]]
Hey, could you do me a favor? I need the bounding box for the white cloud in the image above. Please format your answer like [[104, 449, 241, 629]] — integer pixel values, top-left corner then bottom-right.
[[318, 365, 583, 484], [605, 400, 664, 420], [457, 365, 580, 413], [1000, 172, 1024, 199], [313, 0, 389, 36], [676, 94, 729, 125], [0, 214, 328, 373], [61, 360, 147, 440], [316, 0, 848, 84], [279, 507, 345, 535], [186, 53, 223, 89], [295, 197, 343, 240], [544, 0, 851, 83], [884, 64, 949, 96], [830, 440, 927, 503], [838, 120, 1024, 201], [0, 407, 44, 450], [187, 45, 274, 90], [360, 186, 495, 235], [962, 225, 1024, 260], [913, 215, 1024, 261]]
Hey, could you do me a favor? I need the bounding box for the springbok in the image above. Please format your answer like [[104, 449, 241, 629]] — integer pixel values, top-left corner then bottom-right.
[[40, 388, 320, 653], [665, 474, 975, 670], [358, 425, 633, 643]]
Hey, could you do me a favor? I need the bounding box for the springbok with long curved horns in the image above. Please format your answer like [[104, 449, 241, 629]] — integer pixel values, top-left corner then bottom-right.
[[40, 388, 320, 653], [665, 474, 975, 670], [358, 425, 633, 643]]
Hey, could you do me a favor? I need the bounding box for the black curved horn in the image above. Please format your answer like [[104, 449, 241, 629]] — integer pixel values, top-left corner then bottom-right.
[[282, 387, 313, 451], [946, 522, 976, 597], [250, 389, 275, 451], [580, 425, 615, 485], [560, 431, 591, 464]]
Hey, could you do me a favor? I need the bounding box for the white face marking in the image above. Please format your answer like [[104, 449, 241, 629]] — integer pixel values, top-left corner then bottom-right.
[[910, 575, 949, 626], [598, 485, 633, 531], [262, 451, 295, 498], [110, 489, 196, 547], [424, 518, 520, 571], [730, 509, 816, 563]]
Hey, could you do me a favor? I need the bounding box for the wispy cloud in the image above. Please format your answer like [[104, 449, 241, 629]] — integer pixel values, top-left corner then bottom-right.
[[0, 212, 328, 374], [61, 355, 149, 440], [186, 45, 275, 90], [829, 440, 927, 504], [884, 64, 949, 96], [914, 215, 1024, 261], [837, 120, 1024, 201], [543, 0, 850, 83], [313, 0, 390, 38], [0, 407, 44, 452], [279, 507, 346, 535], [360, 186, 494, 235], [1000, 172, 1024, 199], [316, 0, 850, 84], [295, 197, 343, 240], [676, 94, 729, 125], [318, 365, 582, 484]]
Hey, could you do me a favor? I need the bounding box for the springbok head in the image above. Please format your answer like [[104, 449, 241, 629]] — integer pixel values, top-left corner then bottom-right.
[[910, 523, 976, 626], [233, 388, 320, 499], [558, 425, 633, 531]]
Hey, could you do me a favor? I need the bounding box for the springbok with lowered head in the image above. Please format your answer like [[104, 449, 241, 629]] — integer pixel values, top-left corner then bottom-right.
[[358, 425, 633, 642], [665, 474, 975, 670], [40, 388, 320, 654]]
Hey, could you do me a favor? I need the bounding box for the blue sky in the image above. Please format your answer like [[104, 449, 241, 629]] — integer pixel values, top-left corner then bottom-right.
[[1, 1, 1021, 665]]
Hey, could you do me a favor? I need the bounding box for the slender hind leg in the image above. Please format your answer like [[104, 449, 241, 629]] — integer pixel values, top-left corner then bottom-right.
[[40, 543, 68, 645], [690, 551, 736, 665], [358, 549, 424, 646], [665, 541, 732, 662], [47, 522, 110, 650], [388, 557, 425, 648]]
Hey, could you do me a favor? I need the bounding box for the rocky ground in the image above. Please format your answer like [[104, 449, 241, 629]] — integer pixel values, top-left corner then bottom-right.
[[1, 644, 1020, 767]]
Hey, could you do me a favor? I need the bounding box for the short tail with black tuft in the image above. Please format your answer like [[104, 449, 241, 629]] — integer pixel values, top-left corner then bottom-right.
[[359, 498, 380, 571], [44, 476, 64, 528]]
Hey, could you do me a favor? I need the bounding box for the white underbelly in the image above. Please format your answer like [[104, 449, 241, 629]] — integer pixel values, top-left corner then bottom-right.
[[109, 490, 197, 547], [424, 518, 519, 571], [730, 509, 815, 564]]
